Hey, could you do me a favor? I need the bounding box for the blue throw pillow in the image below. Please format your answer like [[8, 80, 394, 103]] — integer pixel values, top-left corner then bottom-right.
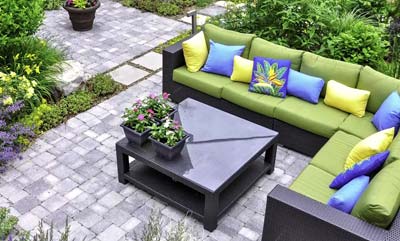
[[372, 91, 400, 132], [328, 175, 370, 213], [287, 69, 324, 104], [202, 40, 245, 77], [249, 57, 291, 98], [330, 151, 389, 189]]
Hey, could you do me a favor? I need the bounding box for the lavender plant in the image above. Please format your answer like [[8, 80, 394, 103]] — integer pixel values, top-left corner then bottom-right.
[[0, 97, 34, 172]]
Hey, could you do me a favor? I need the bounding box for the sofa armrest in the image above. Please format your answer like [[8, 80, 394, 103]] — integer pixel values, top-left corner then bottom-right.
[[162, 40, 187, 93], [262, 185, 387, 241]]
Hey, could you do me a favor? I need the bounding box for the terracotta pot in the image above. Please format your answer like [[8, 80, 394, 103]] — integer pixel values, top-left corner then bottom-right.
[[63, 1, 100, 31]]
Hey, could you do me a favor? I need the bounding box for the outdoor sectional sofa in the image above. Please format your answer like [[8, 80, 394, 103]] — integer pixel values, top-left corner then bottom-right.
[[162, 23, 400, 241]]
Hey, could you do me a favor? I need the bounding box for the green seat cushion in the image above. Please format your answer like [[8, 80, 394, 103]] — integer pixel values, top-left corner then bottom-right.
[[311, 131, 361, 176], [385, 133, 400, 166], [203, 24, 255, 59], [357, 66, 400, 113], [221, 82, 284, 117], [248, 38, 304, 71], [274, 96, 349, 138], [339, 112, 377, 139], [173, 66, 232, 98], [290, 165, 336, 204], [300, 52, 362, 96], [352, 160, 400, 228]]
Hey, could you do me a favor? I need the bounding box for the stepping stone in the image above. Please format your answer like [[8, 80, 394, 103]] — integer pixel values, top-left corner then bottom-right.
[[180, 14, 209, 26], [131, 52, 162, 71], [56, 60, 85, 95], [198, 5, 226, 17], [109, 64, 149, 86]]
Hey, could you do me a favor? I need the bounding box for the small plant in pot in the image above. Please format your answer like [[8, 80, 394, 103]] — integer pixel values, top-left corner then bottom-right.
[[121, 99, 156, 146], [149, 118, 189, 160], [144, 92, 176, 122], [63, 0, 100, 31]]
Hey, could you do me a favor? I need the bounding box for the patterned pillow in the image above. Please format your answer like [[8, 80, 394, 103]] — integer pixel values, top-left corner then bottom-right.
[[249, 57, 291, 98]]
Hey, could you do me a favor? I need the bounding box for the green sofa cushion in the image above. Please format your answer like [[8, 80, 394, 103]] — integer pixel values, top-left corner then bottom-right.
[[203, 24, 255, 59], [290, 165, 336, 204], [173, 66, 232, 98], [357, 66, 400, 113], [385, 133, 400, 166], [300, 52, 362, 96], [339, 112, 377, 139], [248, 38, 304, 71], [221, 82, 284, 117], [311, 131, 361, 176], [352, 160, 400, 228], [274, 97, 349, 138]]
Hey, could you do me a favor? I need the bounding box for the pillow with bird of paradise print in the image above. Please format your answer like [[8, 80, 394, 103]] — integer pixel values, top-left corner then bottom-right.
[[249, 57, 291, 98]]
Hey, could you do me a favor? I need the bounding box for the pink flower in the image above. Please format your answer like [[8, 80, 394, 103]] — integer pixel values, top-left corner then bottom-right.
[[149, 93, 156, 99], [136, 99, 142, 105], [162, 92, 170, 100], [147, 109, 155, 115], [138, 114, 145, 121]]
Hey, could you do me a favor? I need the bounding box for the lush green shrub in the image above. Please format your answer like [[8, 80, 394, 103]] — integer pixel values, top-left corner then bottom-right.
[[22, 102, 64, 134], [43, 0, 64, 10], [0, 207, 18, 240], [0, 0, 44, 44], [0, 37, 64, 109], [86, 74, 122, 97], [121, 0, 213, 16], [156, 2, 180, 16], [58, 91, 95, 116]]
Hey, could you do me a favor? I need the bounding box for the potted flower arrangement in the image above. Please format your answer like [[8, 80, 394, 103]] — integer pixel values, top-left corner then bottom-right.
[[144, 93, 176, 122], [149, 118, 189, 160], [63, 0, 100, 31], [121, 99, 156, 146]]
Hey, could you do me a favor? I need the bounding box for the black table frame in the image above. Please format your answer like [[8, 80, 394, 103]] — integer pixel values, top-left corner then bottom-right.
[[116, 137, 277, 231]]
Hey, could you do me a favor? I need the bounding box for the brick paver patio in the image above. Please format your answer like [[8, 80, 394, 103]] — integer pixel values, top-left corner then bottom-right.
[[1, 1, 312, 241]]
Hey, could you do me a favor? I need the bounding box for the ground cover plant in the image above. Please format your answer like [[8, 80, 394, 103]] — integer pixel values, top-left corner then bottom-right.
[[211, 0, 400, 78]]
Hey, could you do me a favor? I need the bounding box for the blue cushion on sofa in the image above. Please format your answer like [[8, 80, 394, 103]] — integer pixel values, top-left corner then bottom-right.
[[328, 175, 370, 213], [287, 69, 324, 104], [372, 91, 400, 132], [202, 40, 245, 77], [330, 151, 389, 189]]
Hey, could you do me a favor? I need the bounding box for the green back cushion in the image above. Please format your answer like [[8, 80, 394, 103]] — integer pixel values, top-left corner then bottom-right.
[[356, 66, 400, 113], [248, 38, 304, 71], [203, 24, 255, 59], [300, 52, 362, 97], [352, 160, 400, 228], [385, 133, 400, 166]]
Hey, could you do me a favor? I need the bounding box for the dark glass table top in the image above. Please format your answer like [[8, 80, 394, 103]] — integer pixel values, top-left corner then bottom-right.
[[125, 98, 278, 193]]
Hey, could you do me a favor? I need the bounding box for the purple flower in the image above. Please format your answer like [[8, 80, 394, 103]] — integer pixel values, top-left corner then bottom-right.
[[137, 114, 145, 121]]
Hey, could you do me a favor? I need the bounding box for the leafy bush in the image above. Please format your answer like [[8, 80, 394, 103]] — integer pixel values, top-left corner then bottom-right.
[[0, 0, 44, 44], [0, 37, 64, 109], [0, 208, 18, 240], [120, 0, 212, 16], [156, 2, 180, 16], [86, 74, 122, 97], [58, 91, 95, 116], [43, 0, 63, 10], [22, 102, 64, 135]]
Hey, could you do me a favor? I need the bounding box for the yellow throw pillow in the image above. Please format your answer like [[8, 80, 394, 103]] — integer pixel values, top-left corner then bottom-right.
[[230, 56, 253, 83], [344, 127, 395, 170], [182, 31, 208, 73], [324, 80, 371, 117]]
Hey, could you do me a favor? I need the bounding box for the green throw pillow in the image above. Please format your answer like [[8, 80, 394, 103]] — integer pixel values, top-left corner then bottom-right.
[[352, 160, 400, 228]]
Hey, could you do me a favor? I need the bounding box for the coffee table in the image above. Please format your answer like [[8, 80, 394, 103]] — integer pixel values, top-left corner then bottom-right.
[[116, 98, 278, 231]]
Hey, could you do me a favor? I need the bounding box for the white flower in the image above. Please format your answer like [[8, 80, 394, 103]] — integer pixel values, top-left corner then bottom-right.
[[166, 131, 174, 136]]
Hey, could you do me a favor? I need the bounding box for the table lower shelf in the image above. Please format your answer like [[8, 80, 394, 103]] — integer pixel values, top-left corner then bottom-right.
[[123, 156, 271, 222]]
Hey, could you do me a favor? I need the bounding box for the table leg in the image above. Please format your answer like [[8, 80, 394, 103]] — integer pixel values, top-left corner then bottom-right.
[[116, 147, 129, 184], [265, 143, 277, 174], [204, 193, 219, 231]]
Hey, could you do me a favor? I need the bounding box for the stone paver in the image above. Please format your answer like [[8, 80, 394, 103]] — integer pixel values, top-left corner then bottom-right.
[[109, 64, 149, 85], [180, 14, 210, 26], [132, 52, 162, 71]]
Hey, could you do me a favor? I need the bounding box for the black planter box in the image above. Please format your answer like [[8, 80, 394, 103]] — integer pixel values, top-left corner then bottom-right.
[[121, 124, 151, 146], [149, 134, 189, 160]]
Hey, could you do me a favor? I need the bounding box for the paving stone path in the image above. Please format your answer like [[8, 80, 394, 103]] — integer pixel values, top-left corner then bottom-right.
[[1, 1, 312, 241]]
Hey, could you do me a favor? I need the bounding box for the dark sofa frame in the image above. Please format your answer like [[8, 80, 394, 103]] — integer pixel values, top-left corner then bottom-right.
[[162, 41, 400, 241]]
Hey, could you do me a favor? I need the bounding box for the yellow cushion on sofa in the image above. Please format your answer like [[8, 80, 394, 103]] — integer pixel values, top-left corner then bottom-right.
[[182, 31, 208, 72], [344, 127, 395, 170], [324, 80, 370, 117], [230, 56, 253, 83]]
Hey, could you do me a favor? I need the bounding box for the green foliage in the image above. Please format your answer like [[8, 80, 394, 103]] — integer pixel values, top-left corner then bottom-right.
[[344, 0, 392, 22], [121, 0, 213, 16], [86, 74, 122, 97], [22, 102, 64, 135], [0, 207, 18, 240], [156, 2, 180, 16], [0, 37, 64, 109], [0, 0, 44, 44], [58, 91, 95, 116], [43, 0, 63, 10], [195, 0, 213, 8]]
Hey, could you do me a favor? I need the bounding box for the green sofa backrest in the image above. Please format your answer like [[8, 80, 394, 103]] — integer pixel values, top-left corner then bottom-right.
[[300, 52, 363, 97], [356, 66, 400, 113], [248, 38, 304, 71], [203, 24, 255, 59]]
